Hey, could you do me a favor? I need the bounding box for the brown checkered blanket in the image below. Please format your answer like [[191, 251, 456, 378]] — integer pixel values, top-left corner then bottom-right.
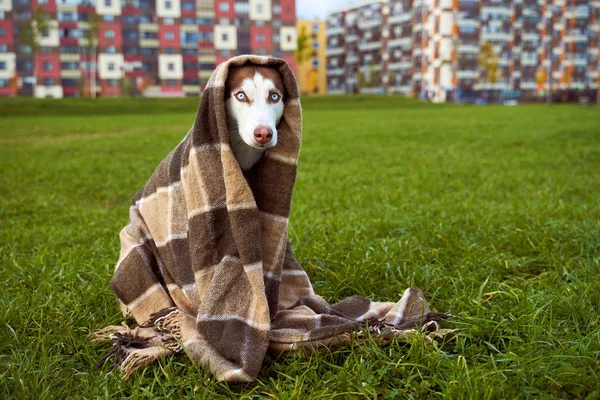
[[93, 55, 451, 382]]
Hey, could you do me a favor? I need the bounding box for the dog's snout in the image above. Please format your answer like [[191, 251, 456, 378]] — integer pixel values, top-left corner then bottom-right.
[[253, 126, 273, 145]]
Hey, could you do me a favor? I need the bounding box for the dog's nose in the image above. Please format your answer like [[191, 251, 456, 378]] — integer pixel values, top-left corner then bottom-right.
[[254, 126, 273, 145]]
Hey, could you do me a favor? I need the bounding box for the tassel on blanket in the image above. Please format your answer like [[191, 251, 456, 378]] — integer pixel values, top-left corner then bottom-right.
[[93, 308, 184, 379]]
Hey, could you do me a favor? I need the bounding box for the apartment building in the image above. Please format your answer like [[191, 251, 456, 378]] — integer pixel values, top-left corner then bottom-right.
[[326, 0, 600, 102], [0, 0, 297, 97], [296, 19, 326, 94]]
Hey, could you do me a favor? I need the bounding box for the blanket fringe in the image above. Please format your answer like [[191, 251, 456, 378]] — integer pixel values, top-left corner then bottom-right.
[[93, 307, 185, 379]]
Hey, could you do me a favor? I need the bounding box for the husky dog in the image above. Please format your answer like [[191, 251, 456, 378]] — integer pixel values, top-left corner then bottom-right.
[[224, 65, 285, 171]]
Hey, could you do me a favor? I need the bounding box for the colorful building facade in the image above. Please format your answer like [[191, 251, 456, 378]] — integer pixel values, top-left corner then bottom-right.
[[296, 19, 326, 95], [326, 0, 600, 102], [0, 0, 297, 97]]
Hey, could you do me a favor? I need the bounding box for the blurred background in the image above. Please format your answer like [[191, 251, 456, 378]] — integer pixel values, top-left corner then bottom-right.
[[0, 0, 598, 104]]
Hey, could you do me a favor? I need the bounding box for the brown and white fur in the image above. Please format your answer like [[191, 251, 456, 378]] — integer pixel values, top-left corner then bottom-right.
[[225, 65, 285, 171]]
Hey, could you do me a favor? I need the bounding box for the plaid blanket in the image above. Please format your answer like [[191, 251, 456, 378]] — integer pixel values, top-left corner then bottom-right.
[[93, 55, 451, 382]]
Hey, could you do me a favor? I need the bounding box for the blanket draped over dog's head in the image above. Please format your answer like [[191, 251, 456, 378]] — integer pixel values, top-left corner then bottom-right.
[[94, 55, 451, 382]]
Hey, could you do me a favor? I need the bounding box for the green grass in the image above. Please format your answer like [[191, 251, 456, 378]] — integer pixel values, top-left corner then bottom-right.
[[1, 96, 599, 399]]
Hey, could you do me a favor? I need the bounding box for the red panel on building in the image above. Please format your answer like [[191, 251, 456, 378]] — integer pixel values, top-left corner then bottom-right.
[[216, 54, 231, 66], [183, 54, 197, 78], [33, 0, 57, 13], [124, 55, 143, 78], [159, 24, 181, 48], [122, 5, 140, 15], [250, 26, 272, 51], [63, 86, 79, 97], [280, 0, 295, 22], [214, 0, 235, 19], [180, 0, 196, 17], [58, 22, 78, 46], [161, 82, 183, 93], [281, 55, 297, 76], [98, 22, 123, 48], [77, 4, 95, 16], [36, 54, 61, 79], [0, 87, 15, 97], [198, 25, 214, 49], [0, 20, 14, 45], [101, 81, 121, 97]]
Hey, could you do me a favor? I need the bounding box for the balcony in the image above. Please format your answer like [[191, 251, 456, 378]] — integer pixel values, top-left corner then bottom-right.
[[327, 68, 345, 76], [388, 37, 412, 48], [358, 41, 382, 51], [328, 25, 345, 36], [389, 13, 412, 24], [358, 18, 382, 30], [327, 47, 345, 56]]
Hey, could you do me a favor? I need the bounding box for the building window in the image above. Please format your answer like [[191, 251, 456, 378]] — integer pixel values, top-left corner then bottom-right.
[[39, 0, 48, 4], [167, 79, 176, 86], [182, 2, 194, 10], [255, 20, 264, 27], [105, 29, 115, 39], [313, 23, 319, 31], [257, 4, 263, 13], [222, 33, 228, 41], [273, 34, 279, 43], [108, 79, 117, 86], [108, 62, 115, 71], [0, 28, 4, 37], [168, 62, 174, 71], [106, 45, 117, 54], [273, 19, 280, 28], [234, 2, 249, 13], [165, 47, 175, 54], [0, 61, 6, 70], [312, 60, 319, 67], [104, 0, 111, 6], [256, 49, 266, 55], [165, 0, 172, 9], [0, 44, 7, 52], [219, 2, 229, 12], [43, 61, 53, 71], [273, 5, 281, 14], [165, 31, 174, 40], [221, 49, 230, 56], [257, 34, 265, 43]]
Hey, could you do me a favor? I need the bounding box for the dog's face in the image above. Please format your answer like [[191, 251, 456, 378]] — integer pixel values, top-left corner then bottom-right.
[[225, 65, 285, 150]]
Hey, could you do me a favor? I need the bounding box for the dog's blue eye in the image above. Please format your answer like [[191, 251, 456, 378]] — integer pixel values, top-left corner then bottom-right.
[[236, 92, 246, 100], [271, 93, 279, 101]]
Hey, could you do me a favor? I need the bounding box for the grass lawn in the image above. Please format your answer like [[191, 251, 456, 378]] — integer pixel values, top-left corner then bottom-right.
[[1, 96, 599, 399]]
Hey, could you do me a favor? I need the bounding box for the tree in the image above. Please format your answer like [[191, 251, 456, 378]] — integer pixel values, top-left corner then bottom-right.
[[597, 72, 600, 108], [9, 71, 19, 96], [82, 11, 101, 98], [535, 67, 547, 88], [18, 6, 50, 96], [294, 26, 311, 66], [387, 71, 397, 93], [478, 41, 502, 100], [357, 70, 365, 91], [368, 60, 378, 87]]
